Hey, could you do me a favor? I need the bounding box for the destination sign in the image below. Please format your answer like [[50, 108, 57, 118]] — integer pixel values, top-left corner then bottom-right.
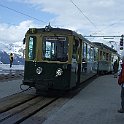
[[46, 37, 66, 41]]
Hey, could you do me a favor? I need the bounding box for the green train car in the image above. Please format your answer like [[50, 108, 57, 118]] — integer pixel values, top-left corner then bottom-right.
[[92, 42, 120, 74], [22, 25, 119, 95]]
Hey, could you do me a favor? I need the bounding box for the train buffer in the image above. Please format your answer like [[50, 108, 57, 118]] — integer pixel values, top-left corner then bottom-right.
[[41, 75, 123, 124]]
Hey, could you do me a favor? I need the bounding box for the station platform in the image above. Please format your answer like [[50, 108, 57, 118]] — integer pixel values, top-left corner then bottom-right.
[[42, 75, 124, 124]]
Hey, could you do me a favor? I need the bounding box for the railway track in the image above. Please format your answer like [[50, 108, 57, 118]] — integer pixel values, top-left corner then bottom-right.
[[0, 89, 61, 124], [0, 74, 97, 124], [0, 70, 23, 81]]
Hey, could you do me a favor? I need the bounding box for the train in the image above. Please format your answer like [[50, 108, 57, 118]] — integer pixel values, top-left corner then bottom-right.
[[22, 25, 119, 95], [93, 42, 119, 74]]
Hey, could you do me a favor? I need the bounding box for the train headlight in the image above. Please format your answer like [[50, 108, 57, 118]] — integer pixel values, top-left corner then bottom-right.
[[56, 68, 63, 77], [36, 67, 42, 74]]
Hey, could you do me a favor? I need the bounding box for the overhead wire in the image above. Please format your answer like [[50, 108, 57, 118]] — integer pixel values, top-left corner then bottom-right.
[[0, 1, 122, 36], [0, 3, 64, 28], [70, 0, 97, 29], [70, 0, 123, 38], [0, 3, 46, 24], [91, 21, 123, 36]]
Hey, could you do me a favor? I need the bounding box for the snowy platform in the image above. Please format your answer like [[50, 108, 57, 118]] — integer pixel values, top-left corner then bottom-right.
[[0, 64, 24, 75]]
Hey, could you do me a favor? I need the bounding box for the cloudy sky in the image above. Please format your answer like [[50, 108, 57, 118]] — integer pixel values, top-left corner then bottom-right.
[[0, 0, 124, 53]]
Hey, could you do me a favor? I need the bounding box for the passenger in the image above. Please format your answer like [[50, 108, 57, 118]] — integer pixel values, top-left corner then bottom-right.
[[118, 57, 124, 113], [10, 53, 13, 68], [113, 60, 119, 78]]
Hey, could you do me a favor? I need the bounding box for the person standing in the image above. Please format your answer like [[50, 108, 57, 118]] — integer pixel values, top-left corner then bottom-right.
[[10, 53, 13, 68], [113, 60, 119, 78], [118, 57, 124, 113]]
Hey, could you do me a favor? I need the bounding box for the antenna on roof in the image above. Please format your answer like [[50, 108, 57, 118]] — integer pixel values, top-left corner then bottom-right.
[[48, 22, 50, 26], [45, 22, 52, 31], [48, 22, 52, 28]]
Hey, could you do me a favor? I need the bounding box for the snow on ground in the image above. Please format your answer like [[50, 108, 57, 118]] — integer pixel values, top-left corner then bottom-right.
[[0, 64, 24, 75], [0, 64, 25, 98], [0, 79, 23, 99], [0, 64, 24, 70]]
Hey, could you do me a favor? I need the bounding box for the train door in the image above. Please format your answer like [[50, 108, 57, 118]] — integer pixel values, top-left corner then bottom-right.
[[24, 35, 37, 86], [71, 38, 81, 87]]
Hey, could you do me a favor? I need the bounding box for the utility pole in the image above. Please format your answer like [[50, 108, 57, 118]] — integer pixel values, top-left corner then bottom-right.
[[120, 35, 124, 50]]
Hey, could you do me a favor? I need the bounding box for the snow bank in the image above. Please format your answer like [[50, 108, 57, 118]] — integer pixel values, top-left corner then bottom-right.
[[0, 64, 24, 70]]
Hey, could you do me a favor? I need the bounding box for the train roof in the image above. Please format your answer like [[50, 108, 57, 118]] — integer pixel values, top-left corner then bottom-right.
[[92, 42, 117, 53], [27, 27, 76, 35], [27, 26, 89, 39], [28, 26, 116, 49], [27, 26, 94, 45]]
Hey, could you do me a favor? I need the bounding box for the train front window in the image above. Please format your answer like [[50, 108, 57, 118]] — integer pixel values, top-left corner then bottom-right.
[[42, 37, 68, 62], [28, 36, 36, 60]]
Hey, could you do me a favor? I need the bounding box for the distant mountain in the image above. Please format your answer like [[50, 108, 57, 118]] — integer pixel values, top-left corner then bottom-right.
[[0, 51, 24, 65], [0, 42, 25, 65]]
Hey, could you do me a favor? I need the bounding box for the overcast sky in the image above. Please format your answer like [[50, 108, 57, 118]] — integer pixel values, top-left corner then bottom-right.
[[0, 0, 124, 54]]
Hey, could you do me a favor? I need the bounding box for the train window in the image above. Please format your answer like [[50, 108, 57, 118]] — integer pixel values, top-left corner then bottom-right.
[[87, 45, 91, 61], [109, 54, 112, 61], [83, 43, 87, 60], [100, 51, 102, 60], [73, 40, 79, 54], [103, 52, 106, 60], [28, 36, 36, 60], [72, 39, 80, 61], [42, 36, 68, 62], [90, 47, 94, 62], [94, 48, 98, 61], [106, 53, 109, 61]]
